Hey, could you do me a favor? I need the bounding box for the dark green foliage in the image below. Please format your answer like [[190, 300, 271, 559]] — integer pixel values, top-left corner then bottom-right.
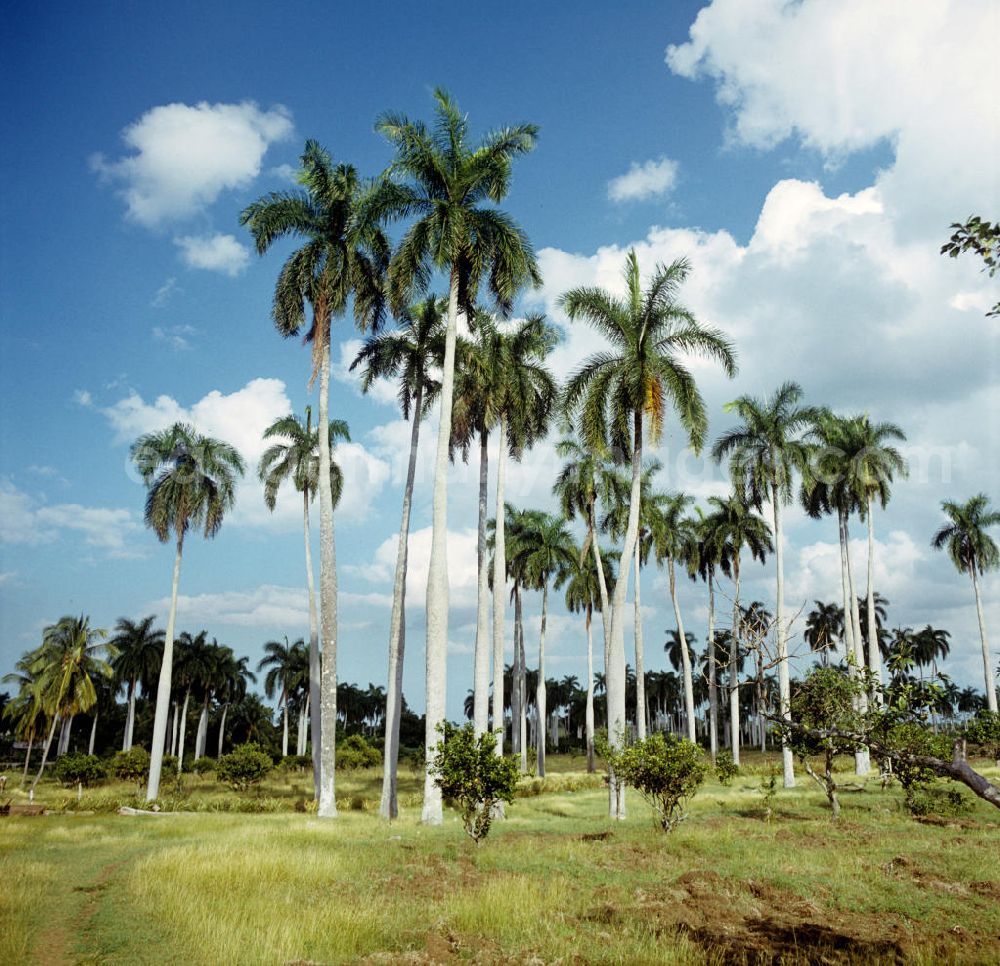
[[965, 710, 1000, 760], [904, 786, 973, 818], [162, 754, 180, 774], [714, 750, 739, 786], [941, 215, 999, 316], [282, 754, 313, 772], [191, 756, 216, 775], [431, 723, 520, 842], [111, 747, 150, 786], [53, 753, 106, 787], [216, 742, 272, 791], [612, 732, 709, 831], [336, 734, 382, 770]]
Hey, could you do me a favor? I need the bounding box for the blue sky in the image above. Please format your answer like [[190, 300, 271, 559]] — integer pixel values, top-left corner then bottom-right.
[[2, 0, 998, 716]]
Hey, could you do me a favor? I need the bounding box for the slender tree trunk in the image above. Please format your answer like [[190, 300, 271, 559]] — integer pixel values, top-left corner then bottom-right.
[[57, 716, 69, 756], [772, 485, 795, 788], [731, 554, 742, 765], [317, 316, 339, 819], [195, 696, 209, 760], [177, 687, 191, 773], [707, 570, 718, 762], [22, 734, 34, 785], [31, 715, 59, 790], [585, 606, 595, 773], [844, 513, 871, 774], [516, 586, 528, 772], [380, 385, 423, 820], [302, 486, 321, 800], [281, 690, 289, 758], [866, 498, 884, 705], [123, 678, 136, 751], [170, 701, 178, 757], [422, 271, 460, 826], [971, 564, 998, 712], [669, 560, 697, 743], [536, 583, 549, 777], [491, 418, 509, 757], [590, 514, 612, 671], [147, 535, 183, 801], [88, 713, 98, 755], [634, 540, 647, 739], [473, 428, 491, 738], [217, 703, 228, 757]]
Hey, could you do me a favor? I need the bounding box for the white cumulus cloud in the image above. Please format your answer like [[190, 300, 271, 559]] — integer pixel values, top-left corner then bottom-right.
[[608, 156, 679, 203], [174, 233, 249, 276]]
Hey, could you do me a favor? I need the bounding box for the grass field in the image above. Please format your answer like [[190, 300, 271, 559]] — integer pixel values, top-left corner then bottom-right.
[[3, 754, 1000, 964]]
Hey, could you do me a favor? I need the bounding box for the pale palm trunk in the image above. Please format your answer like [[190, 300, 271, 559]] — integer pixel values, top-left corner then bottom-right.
[[421, 274, 460, 825], [123, 678, 136, 751], [31, 714, 59, 790], [57, 716, 69, 756], [707, 570, 718, 761], [473, 429, 491, 738], [147, 536, 183, 800], [22, 734, 34, 785], [865, 498, 885, 705], [536, 582, 549, 777], [668, 560, 697, 742], [169, 702, 178, 757], [839, 511, 870, 775], [302, 486, 321, 800], [177, 687, 191, 773], [844, 515, 871, 775], [971, 564, 998, 713], [590, 514, 612, 669], [634, 541, 647, 739], [217, 703, 228, 757], [380, 384, 423, 819], [730, 553, 742, 764], [281, 691, 289, 758], [515, 586, 528, 772], [317, 323, 339, 819], [771, 486, 795, 788], [585, 605, 595, 773], [88, 713, 98, 755], [491, 418, 508, 755], [195, 697, 209, 760]]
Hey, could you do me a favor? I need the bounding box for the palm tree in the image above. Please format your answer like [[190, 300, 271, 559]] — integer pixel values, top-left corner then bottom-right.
[[352, 296, 444, 819], [173, 630, 210, 771], [561, 249, 736, 818], [706, 493, 772, 764], [27, 616, 114, 788], [804, 602, 844, 668], [372, 89, 540, 825], [131, 423, 244, 800], [216, 651, 255, 756], [932, 494, 1000, 712], [258, 637, 306, 758], [242, 140, 388, 818], [515, 511, 576, 777], [259, 408, 348, 798], [3, 656, 45, 783], [712, 381, 816, 787], [109, 615, 164, 752]]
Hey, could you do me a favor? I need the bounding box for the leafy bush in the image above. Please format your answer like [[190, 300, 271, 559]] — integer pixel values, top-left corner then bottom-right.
[[905, 786, 973, 818], [53, 753, 106, 787], [431, 723, 519, 842], [191, 756, 216, 774], [965, 710, 1000, 760], [612, 733, 709, 831], [111, 747, 150, 787], [336, 734, 382, 770], [281, 754, 313, 771], [715, 750, 739, 786], [162, 755, 179, 774], [216, 742, 272, 791]]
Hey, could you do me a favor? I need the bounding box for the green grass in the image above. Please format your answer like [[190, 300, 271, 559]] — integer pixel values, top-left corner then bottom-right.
[[3, 755, 1000, 964]]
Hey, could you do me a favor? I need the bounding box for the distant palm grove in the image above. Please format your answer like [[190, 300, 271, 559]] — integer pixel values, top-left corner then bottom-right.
[[3, 91, 998, 821]]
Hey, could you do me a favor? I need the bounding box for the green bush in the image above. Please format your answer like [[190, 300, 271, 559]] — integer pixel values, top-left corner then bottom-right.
[[216, 742, 272, 791], [336, 734, 382, 770], [905, 786, 973, 818], [714, 750, 739, 786], [191, 756, 216, 774], [162, 754, 180, 774], [965, 710, 1000, 760], [281, 754, 313, 771], [613, 733, 709, 832], [53, 753, 106, 787], [431, 723, 519, 842], [111, 747, 150, 786]]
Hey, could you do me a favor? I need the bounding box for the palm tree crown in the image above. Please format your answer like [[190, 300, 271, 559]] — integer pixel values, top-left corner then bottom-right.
[[932, 494, 1000, 576]]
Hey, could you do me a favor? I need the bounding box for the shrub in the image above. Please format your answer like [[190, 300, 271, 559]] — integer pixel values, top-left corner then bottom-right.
[[282, 754, 313, 772], [336, 734, 382, 770], [715, 750, 739, 786], [111, 747, 150, 787], [613, 733, 709, 832], [965, 710, 1000, 761], [191, 756, 216, 775], [905, 785, 973, 818], [431, 723, 519, 842], [216, 742, 272, 791], [162, 755, 179, 774], [53, 753, 106, 787]]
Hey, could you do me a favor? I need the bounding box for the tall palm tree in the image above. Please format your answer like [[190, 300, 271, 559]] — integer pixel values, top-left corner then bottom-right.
[[712, 381, 816, 787], [561, 249, 736, 818], [258, 637, 306, 758], [706, 493, 772, 764], [932, 494, 1000, 712], [242, 140, 388, 818], [259, 408, 348, 798], [131, 423, 244, 800], [173, 630, 211, 771], [28, 616, 114, 788], [2, 658, 45, 784], [109, 615, 164, 751], [804, 601, 844, 667], [352, 296, 443, 819], [372, 89, 540, 825], [216, 651, 255, 756], [192, 638, 228, 761], [515, 511, 576, 777]]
